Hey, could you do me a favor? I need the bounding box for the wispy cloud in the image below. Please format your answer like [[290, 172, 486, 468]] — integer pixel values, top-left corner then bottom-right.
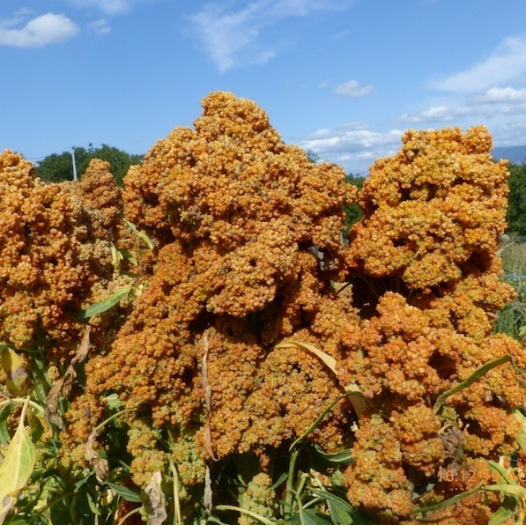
[[301, 122, 402, 174], [430, 35, 526, 92], [334, 80, 373, 98], [64, 0, 137, 15], [88, 18, 111, 36], [398, 86, 526, 124], [0, 12, 79, 47], [190, 0, 354, 72], [498, 120, 526, 146], [398, 104, 472, 123], [471, 86, 526, 104]]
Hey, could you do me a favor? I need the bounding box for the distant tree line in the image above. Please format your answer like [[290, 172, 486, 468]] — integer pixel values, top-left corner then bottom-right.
[[344, 165, 526, 237], [36, 144, 142, 187], [35, 145, 526, 236], [506, 163, 526, 236]]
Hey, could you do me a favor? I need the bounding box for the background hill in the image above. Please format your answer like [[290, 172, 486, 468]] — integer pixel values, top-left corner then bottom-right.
[[493, 145, 526, 165]]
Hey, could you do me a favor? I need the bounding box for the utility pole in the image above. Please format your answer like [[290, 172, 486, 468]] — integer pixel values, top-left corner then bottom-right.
[[71, 147, 78, 181]]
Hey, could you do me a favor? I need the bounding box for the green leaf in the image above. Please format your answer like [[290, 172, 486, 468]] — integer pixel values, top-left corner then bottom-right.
[[514, 410, 526, 453], [311, 488, 357, 524], [313, 444, 353, 465], [288, 509, 333, 525], [488, 460, 513, 484], [433, 355, 512, 413], [271, 471, 288, 491], [125, 220, 155, 250], [104, 393, 122, 411], [411, 483, 484, 515], [0, 404, 14, 445], [120, 248, 138, 266], [484, 484, 526, 499], [105, 482, 142, 503], [77, 285, 132, 321], [0, 398, 36, 524], [489, 495, 517, 525]]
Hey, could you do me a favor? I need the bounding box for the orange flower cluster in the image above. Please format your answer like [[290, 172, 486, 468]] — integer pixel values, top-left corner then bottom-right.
[[5, 93, 522, 524], [0, 152, 127, 361], [340, 127, 526, 522], [347, 127, 510, 289], [61, 92, 357, 488]]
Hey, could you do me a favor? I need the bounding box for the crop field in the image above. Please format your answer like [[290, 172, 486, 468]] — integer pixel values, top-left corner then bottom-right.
[[1, 92, 526, 525]]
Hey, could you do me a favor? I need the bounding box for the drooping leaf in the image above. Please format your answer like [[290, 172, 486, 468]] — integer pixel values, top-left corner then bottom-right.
[[275, 340, 368, 417], [45, 327, 91, 429], [144, 471, 167, 525], [275, 340, 337, 374], [433, 355, 512, 414], [86, 427, 109, 483], [125, 219, 155, 250], [0, 398, 36, 524], [484, 484, 526, 499]]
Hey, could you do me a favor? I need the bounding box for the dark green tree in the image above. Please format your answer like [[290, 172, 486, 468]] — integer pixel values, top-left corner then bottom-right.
[[343, 174, 365, 238], [506, 163, 526, 236], [35, 144, 142, 186]]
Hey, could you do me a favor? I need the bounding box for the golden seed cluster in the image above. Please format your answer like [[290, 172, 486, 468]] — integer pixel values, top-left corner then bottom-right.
[[3, 94, 525, 525], [0, 151, 127, 361]]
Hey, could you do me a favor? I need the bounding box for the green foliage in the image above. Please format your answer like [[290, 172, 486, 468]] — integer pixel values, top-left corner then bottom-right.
[[506, 163, 526, 236], [495, 239, 526, 341], [35, 144, 142, 186], [343, 174, 365, 238]]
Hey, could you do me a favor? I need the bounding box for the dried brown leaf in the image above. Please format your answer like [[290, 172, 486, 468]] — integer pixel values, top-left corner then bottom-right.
[[144, 471, 167, 525], [45, 327, 91, 429]]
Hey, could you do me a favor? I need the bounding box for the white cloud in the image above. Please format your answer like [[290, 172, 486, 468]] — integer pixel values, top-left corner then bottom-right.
[[471, 86, 526, 104], [301, 123, 402, 174], [0, 13, 79, 47], [190, 0, 354, 72], [398, 104, 473, 123], [398, 86, 526, 125], [334, 80, 373, 98], [497, 120, 526, 146], [88, 18, 111, 36], [430, 35, 526, 92]]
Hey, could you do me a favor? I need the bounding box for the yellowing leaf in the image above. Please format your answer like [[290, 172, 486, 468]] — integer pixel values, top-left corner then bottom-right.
[[0, 398, 36, 524], [275, 340, 337, 374], [275, 340, 368, 417], [1, 349, 30, 397]]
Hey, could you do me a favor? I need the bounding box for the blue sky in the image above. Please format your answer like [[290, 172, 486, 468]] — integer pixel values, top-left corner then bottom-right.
[[2, 0, 526, 175]]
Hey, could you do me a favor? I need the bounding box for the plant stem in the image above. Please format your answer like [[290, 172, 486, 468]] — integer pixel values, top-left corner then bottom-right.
[[283, 448, 299, 521]]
